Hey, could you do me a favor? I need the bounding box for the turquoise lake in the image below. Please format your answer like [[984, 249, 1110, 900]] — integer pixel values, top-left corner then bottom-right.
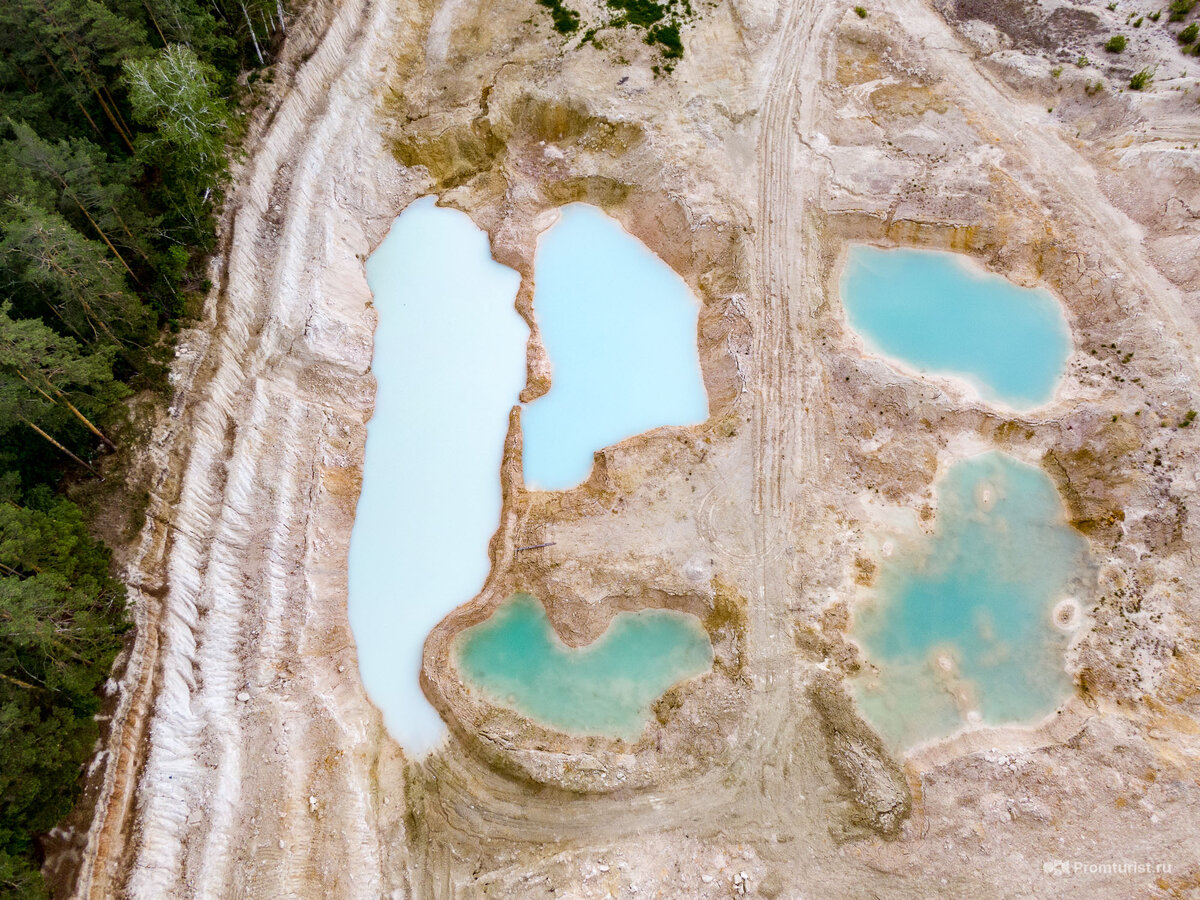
[[454, 594, 714, 739], [521, 204, 709, 490], [349, 197, 528, 754], [853, 452, 1091, 749], [840, 245, 1071, 409]]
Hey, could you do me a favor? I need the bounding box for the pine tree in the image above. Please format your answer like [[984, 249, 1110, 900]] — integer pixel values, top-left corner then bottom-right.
[[0, 303, 123, 458], [0, 197, 152, 347], [0, 0, 282, 888], [21, 0, 147, 152], [5, 120, 153, 276], [0, 492, 126, 888]]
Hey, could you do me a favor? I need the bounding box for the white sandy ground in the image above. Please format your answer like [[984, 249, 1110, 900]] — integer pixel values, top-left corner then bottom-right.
[[51, 0, 1200, 896]]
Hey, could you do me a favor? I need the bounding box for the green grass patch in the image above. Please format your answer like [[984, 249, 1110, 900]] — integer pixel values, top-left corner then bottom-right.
[[1105, 33, 1128, 51], [604, 0, 691, 61], [538, 0, 581, 34]]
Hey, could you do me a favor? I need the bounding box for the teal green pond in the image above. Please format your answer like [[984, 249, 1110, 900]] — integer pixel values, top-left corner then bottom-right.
[[454, 594, 714, 739], [853, 452, 1091, 749], [840, 245, 1072, 409]]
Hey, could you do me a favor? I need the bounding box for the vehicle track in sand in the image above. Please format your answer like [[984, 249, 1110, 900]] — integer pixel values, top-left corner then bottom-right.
[[735, 0, 843, 832]]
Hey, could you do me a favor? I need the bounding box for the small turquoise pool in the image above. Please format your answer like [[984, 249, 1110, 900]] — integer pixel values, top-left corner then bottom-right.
[[349, 197, 528, 755], [454, 594, 714, 739], [853, 452, 1090, 749], [521, 204, 709, 490], [840, 246, 1071, 409]]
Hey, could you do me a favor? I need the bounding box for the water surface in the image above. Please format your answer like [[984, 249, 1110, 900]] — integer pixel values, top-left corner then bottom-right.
[[522, 204, 709, 489], [455, 594, 713, 739], [853, 452, 1090, 749], [349, 197, 528, 754], [840, 246, 1071, 409]]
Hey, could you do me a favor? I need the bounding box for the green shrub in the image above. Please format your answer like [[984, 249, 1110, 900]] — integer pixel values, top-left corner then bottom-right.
[[538, 0, 581, 34], [854, 5, 868, 17], [646, 23, 683, 56], [1130, 66, 1155, 88], [1180, 22, 1199, 41], [1105, 34, 1128, 51], [1169, 0, 1196, 21]]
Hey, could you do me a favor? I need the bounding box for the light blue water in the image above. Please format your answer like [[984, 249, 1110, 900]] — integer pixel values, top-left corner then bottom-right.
[[521, 204, 709, 490], [840, 246, 1071, 409], [454, 594, 714, 739], [852, 452, 1090, 749], [349, 197, 529, 755]]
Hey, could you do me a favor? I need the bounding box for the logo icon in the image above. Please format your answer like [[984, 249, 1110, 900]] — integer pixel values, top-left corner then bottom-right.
[[1043, 860, 1071, 876]]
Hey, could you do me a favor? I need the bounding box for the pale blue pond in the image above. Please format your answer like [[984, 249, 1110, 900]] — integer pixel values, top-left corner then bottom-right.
[[454, 594, 713, 739], [840, 246, 1071, 409], [521, 204, 709, 490], [349, 197, 528, 755], [853, 452, 1090, 749]]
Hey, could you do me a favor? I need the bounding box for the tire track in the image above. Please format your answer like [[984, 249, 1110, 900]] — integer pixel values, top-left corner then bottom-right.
[[739, 0, 842, 834]]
